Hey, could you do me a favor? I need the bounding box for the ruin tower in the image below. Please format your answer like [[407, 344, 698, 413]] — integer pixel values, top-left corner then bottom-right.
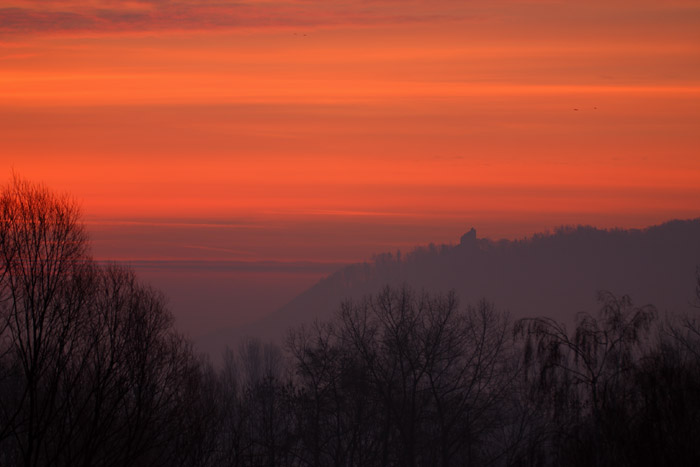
[[460, 227, 477, 247]]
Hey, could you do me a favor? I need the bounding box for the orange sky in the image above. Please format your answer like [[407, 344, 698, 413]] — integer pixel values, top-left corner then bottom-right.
[[2, 0, 700, 335]]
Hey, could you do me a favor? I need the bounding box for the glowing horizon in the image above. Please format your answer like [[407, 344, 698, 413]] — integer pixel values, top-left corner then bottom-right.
[[3, 0, 699, 335]]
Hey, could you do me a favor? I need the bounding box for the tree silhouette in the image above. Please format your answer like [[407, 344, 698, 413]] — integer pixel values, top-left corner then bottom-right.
[[290, 286, 517, 466], [0, 176, 209, 466], [515, 292, 656, 466], [0, 175, 94, 465]]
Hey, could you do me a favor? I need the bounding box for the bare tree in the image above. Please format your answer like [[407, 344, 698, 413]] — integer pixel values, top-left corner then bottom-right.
[[0, 175, 93, 466], [289, 319, 380, 466], [290, 286, 516, 466], [631, 268, 700, 466], [212, 339, 298, 467], [515, 292, 656, 466], [0, 176, 211, 466]]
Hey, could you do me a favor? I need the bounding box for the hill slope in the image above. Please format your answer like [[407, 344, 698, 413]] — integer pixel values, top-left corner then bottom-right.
[[200, 219, 700, 354]]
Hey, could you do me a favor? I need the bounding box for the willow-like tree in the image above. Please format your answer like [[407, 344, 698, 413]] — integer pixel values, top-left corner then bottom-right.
[[515, 292, 656, 466]]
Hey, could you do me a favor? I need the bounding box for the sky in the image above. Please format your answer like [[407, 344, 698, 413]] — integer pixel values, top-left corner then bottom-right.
[[2, 0, 700, 337]]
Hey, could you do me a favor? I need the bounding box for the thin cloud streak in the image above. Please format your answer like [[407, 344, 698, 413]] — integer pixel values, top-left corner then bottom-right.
[[83, 218, 263, 229], [98, 258, 349, 274], [0, 1, 456, 36], [3, 0, 699, 38]]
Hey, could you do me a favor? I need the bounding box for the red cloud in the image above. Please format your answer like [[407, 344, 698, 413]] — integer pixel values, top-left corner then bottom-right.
[[0, 1, 456, 36]]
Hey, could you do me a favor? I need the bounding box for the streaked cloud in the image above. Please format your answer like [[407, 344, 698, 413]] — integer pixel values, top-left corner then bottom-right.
[[0, 1, 456, 36], [3, 0, 698, 38], [99, 258, 349, 274]]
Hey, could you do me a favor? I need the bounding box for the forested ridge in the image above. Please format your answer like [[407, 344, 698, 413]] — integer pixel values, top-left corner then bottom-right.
[[229, 217, 700, 347], [2, 177, 700, 466]]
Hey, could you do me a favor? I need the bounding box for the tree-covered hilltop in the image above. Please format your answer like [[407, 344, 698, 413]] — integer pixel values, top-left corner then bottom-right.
[[221, 219, 700, 347]]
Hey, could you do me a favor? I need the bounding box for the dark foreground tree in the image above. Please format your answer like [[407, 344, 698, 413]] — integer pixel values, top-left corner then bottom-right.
[[632, 268, 700, 466], [0, 176, 213, 466], [211, 338, 297, 467], [289, 286, 518, 467], [515, 292, 657, 466]]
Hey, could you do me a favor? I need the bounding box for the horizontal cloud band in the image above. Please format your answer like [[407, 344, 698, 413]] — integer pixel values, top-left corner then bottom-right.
[[0, 2, 449, 35], [97, 259, 349, 274]]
